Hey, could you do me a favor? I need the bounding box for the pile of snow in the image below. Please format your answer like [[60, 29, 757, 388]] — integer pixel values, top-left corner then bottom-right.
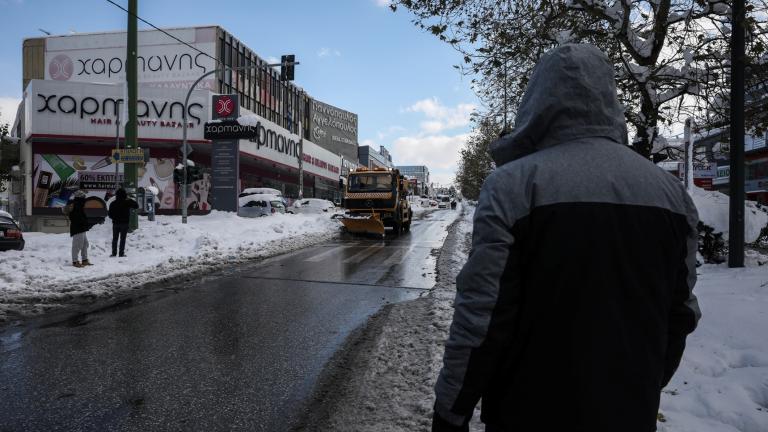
[[0, 211, 341, 321], [659, 258, 768, 432], [690, 186, 768, 243]]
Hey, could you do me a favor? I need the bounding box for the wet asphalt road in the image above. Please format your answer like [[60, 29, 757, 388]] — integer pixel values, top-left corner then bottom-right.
[[0, 209, 456, 432]]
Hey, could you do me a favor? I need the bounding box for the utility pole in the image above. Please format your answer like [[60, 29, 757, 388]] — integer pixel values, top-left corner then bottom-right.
[[684, 118, 694, 191], [125, 0, 139, 231], [729, 0, 746, 268], [298, 120, 304, 200]]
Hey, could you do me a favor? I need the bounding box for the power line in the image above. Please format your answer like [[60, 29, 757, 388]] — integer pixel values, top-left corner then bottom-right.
[[103, 0, 221, 66]]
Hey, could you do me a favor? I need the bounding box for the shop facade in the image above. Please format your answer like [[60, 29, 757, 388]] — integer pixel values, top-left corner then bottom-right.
[[14, 79, 342, 232], [11, 25, 353, 231]]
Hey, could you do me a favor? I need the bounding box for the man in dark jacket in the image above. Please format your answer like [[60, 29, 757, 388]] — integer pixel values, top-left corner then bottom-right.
[[433, 44, 701, 432], [108, 188, 138, 257], [68, 193, 92, 267]]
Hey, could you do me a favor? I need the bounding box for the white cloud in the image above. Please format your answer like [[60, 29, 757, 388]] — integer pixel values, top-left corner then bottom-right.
[[318, 47, 342, 58], [0, 97, 22, 127], [405, 98, 476, 133], [374, 0, 390, 7], [391, 133, 470, 171]]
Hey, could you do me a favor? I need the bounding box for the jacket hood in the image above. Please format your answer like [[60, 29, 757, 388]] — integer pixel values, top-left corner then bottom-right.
[[116, 188, 127, 200], [491, 44, 629, 166], [72, 196, 86, 209]]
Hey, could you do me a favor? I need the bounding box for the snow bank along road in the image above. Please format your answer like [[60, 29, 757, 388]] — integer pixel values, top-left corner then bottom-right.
[[0, 211, 341, 322], [0, 207, 457, 431], [298, 205, 768, 432]]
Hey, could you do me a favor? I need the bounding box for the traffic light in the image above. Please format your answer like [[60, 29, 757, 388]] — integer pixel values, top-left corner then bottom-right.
[[281, 54, 295, 81]]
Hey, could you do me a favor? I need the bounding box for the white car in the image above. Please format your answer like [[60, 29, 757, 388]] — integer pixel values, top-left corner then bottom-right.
[[238, 194, 287, 217], [239, 188, 292, 212], [437, 195, 451, 209], [292, 198, 338, 214]]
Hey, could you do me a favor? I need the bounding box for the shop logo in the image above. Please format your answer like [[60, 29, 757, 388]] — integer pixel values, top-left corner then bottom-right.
[[216, 96, 235, 117], [49, 55, 74, 81]]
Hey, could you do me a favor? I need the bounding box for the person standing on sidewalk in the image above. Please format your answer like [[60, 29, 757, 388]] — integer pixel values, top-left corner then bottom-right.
[[108, 188, 138, 257], [432, 44, 701, 432], [68, 192, 92, 267]]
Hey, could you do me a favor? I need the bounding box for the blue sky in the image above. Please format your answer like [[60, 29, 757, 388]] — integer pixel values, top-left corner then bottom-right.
[[0, 0, 478, 185]]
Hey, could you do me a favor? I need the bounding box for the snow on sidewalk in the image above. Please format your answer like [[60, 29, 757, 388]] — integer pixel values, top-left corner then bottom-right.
[[310, 205, 768, 431], [0, 211, 340, 321]]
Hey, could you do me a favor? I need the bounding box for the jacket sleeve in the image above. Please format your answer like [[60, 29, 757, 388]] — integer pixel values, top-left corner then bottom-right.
[[662, 190, 701, 387], [434, 171, 523, 427]]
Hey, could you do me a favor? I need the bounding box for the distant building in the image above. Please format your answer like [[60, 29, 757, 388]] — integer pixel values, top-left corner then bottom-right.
[[397, 165, 429, 195], [358, 145, 393, 169]]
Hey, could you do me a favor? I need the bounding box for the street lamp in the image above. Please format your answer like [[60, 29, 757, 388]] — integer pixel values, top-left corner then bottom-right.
[[181, 60, 298, 223]]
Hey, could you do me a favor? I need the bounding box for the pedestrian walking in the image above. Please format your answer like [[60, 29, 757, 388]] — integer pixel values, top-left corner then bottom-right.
[[108, 188, 138, 257], [67, 192, 92, 268], [432, 44, 700, 432]]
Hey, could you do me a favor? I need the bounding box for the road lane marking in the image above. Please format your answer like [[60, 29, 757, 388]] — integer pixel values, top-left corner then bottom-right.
[[343, 246, 384, 263], [383, 245, 416, 265], [306, 245, 353, 262], [240, 275, 431, 291]]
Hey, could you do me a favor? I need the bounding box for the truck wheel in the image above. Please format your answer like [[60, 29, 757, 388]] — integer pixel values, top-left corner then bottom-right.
[[393, 220, 403, 235]]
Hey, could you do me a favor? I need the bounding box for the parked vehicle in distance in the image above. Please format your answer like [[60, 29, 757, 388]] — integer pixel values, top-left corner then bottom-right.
[[239, 188, 293, 212], [0, 210, 25, 251], [238, 194, 287, 217], [292, 198, 337, 214], [437, 195, 451, 209]]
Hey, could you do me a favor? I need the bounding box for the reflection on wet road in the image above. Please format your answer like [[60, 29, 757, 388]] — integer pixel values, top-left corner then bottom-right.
[[0, 208, 457, 432]]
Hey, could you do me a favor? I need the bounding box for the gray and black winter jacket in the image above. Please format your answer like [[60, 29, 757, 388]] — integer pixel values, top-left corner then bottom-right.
[[434, 44, 701, 432]]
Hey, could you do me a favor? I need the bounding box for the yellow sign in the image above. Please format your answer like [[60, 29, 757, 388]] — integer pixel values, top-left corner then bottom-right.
[[111, 148, 146, 164]]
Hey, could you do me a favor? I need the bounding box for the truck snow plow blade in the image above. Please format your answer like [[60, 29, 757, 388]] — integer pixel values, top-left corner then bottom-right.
[[336, 214, 386, 236]]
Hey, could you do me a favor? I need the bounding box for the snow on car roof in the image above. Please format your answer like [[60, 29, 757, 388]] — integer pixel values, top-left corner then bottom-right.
[[242, 188, 282, 196]]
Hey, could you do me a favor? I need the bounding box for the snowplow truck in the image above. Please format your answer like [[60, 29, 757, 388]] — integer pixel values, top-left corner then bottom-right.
[[338, 167, 412, 237]]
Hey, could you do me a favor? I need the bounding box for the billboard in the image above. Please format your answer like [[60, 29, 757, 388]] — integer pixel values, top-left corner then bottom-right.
[[24, 80, 209, 142], [310, 100, 358, 161], [44, 26, 218, 90]]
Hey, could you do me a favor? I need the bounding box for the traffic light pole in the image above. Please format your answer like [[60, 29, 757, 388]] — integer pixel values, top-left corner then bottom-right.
[[181, 61, 298, 223], [125, 0, 138, 230]]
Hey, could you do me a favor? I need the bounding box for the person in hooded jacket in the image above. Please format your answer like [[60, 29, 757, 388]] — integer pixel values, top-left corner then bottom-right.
[[432, 44, 701, 432], [108, 188, 138, 257], [68, 193, 92, 267]]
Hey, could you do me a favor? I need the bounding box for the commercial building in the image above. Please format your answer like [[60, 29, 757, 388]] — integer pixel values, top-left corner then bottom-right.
[[397, 165, 429, 195], [8, 26, 358, 231], [358, 145, 393, 169], [697, 129, 768, 204]]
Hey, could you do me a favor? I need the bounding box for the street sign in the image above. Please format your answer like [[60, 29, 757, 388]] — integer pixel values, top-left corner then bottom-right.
[[112, 148, 148, 164]]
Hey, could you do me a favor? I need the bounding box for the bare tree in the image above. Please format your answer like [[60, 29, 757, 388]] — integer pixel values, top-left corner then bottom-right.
[[392, 0, 768, 158]]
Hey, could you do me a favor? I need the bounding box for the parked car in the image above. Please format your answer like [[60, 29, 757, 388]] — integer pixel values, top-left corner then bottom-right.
[[0, 210, 25, 251], [238, 194, 286, 217], [292, 198, 337, 214], [239, 188, 293, 212]]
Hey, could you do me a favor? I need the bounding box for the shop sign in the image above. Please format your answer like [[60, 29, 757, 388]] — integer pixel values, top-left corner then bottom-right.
[[746, 179, 768, 193], [212, 94, 239, 121], [44, 26, 217, 90], [25, 80, 209, 142], [310, 100, 358, 160], [210, 140, 240, 212], [112, 148, 149, 164], [204, 120, 257, 140], [79, 171, 125, 190]]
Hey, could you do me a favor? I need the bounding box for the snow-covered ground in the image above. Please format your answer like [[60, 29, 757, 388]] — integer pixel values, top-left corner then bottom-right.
[[0, 211, 340, 321], [307, 203, 768, 431]]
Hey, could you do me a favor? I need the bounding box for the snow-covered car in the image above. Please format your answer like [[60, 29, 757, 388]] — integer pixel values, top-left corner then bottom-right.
[[292, 198, 338, 214], [0, 210, 25, 251], [239, 188, 292, 212], [238, 194, 287, 217], [429, 200, 438, 207]]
